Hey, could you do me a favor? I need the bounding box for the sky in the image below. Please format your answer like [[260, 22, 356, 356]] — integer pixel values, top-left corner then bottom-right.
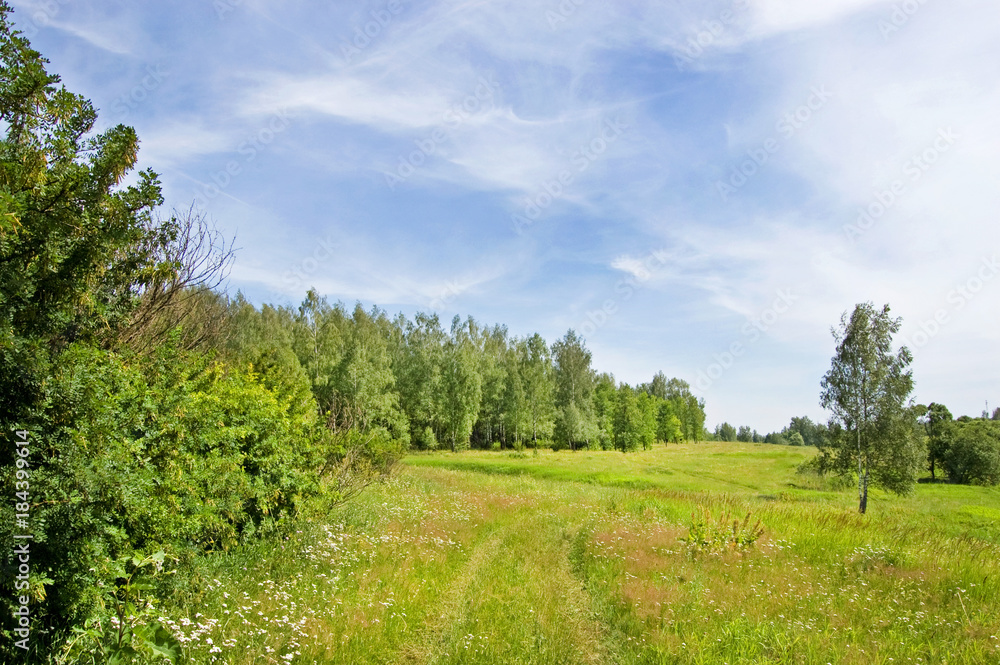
[[12, 0, 1000, 432]]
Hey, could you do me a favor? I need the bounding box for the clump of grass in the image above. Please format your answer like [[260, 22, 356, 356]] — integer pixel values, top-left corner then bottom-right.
[[849, 542, 904, 570], [680, 506, 764, 557]]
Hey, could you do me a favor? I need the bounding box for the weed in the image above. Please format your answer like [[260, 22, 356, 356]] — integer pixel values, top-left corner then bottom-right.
[[680, 506, 765, 556]]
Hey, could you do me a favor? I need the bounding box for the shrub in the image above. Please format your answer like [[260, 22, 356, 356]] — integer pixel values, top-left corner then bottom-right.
[[1, 341, 321, 654], [315, 426, 404, 506]]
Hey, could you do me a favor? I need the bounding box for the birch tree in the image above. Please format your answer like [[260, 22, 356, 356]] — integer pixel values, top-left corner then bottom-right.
[[819, 303, 925, 513]]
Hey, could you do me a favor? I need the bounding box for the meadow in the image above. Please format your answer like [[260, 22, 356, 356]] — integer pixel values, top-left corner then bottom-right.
[[150, 443, 1000, 664]]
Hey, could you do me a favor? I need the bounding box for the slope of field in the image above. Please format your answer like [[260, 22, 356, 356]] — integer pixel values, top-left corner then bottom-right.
[[160, 443, 1000, 664]]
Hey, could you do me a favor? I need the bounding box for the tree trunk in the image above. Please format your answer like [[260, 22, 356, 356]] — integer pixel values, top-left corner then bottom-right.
[[857, 428, 866, 514], [859, 469, 869, 514]]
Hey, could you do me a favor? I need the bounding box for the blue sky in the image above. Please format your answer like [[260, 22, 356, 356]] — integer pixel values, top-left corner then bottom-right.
[[14, 0, 1000, 431]]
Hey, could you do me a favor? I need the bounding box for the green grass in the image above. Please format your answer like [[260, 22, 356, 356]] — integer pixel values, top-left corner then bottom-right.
[[406, 444, 818, 494], [144, 442, 1000, 664]]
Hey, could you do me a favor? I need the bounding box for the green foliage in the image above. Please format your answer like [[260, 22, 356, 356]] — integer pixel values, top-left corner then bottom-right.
[[56, 552, 182, 665], [335, 304, 409, 442], [635, 392, 658, 450], [819, 302, 923, 513], [315, 426, 405, 506], [591, 373, 617, 450], [924, 402, 953, 480], [291, 289, 347, 412], [472, 325, 511, 448], [655, 401, 683, 444], [942, 420, 1000, 485], [224, 296, 317, 427], [612, 385, 641, 452], [0, 1, 164, 431], [520, 333, 556, 444], [715, 422, 737, 442], [552, 330, 596, 450], [441, 318, 483, 451], [0, 337, 324, 656], [766, 432, 788, 445], [762, 417, 828, 447], [413, 425, 439, 450], [680, 507, 765, 557], [555, 402, 595, 450], [786, 416, 826, 447]]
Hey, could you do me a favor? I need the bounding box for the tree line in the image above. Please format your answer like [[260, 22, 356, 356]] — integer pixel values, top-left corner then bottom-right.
[[222, 291, 708, 454], [710, 416, 828, 447]]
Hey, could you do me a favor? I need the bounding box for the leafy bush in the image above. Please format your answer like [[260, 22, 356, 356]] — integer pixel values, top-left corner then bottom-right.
[[1, 340, 321, 654], [787, 432, 806, 447], [55, 552, 182, 665], [942, 420, 1000, 485]]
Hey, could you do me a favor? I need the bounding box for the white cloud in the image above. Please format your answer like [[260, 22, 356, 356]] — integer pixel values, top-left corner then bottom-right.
[[137, 122, 235, 169], [747, 0, 893, 38], [48, 18, 133, 55], [243, 74, 459, 132]]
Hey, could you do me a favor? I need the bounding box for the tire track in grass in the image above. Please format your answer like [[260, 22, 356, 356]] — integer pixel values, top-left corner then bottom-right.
[[396, 472, 611, 664], [396, 523, 508, 664], [546, 524, 611, 665]]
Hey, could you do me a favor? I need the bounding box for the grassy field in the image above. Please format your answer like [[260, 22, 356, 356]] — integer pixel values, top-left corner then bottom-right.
[[156, 443, 1000, 664]]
